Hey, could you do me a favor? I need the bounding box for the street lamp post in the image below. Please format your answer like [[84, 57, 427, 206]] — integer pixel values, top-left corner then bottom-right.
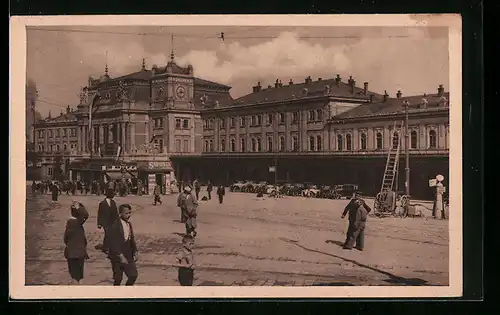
[[403, 101, 410, 197]]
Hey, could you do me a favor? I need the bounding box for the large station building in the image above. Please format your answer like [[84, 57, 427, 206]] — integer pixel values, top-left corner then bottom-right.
[[31, 56, 450, 199]]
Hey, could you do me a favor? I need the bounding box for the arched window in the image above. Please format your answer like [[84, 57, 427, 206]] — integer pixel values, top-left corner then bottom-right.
[[257, 115, 262, 126], [360, 133, 367, 150], [292, 136, 298, 151], [267, 136, 273, 152], [257, 138, 262, 152], [392, 132, 399, 149], [280, 136, 286, 151], [64, 144, 67, 151], [267, 114, 274, 125], [251, 138, 257, 152], [204, 140, 209, 152], [346, 134, 352, 151], [279, 113, 285, 124], [230, 139, 235, 152], [241, 138, 246, 152], [316, 109, 323, 121], [308, 110, 315, 122], [309, 136, 315, 151], [316, 135, 322, 151], [429, 130, 437, 148], [56, 144, 60, 151], [220, 138, 226, 152], [209, 140, 214, 152], [410, 130, 418, 149], [376, 132, 383, 149], [337, 134, 343, 151]]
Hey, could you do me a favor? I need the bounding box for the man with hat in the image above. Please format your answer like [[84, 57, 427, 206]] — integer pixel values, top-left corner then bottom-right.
[[183, 186, 199, 237], [96, 188, 119, 253], [341, 191, 371, 251], [177, 186, 188, 223]]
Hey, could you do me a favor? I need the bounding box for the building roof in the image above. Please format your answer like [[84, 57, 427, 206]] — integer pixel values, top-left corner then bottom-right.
[[194, 77, 231, 90], [41, 110, 78, 124], [227, 77, 384, 108], [333, 92, 450, 119]]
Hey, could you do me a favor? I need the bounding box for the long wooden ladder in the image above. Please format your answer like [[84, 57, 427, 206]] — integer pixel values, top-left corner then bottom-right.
[[380, 121, 403, 193]]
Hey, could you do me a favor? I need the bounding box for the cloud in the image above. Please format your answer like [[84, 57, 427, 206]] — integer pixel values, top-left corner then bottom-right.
[[176, 32, 351, 84]]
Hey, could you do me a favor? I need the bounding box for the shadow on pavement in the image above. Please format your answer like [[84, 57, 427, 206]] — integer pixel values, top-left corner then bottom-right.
[[312, 282, 354, 286], [282, 239, 429, 286], [172, 232, 185, 237], [325, 240, 345, 248]]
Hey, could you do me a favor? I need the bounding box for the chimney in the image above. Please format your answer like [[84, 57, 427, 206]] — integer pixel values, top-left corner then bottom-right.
[[348, 76, 356, 94], [268, 84, 272, 89], [289, 79, 293, 85], [278, 80, 283, 87], [335, 74, 341, 87], [383, 90, 389, 102], [364, 82, 368, 95], [275, 79, 279, 88], [396, 90, 402, 98], [253, 81, 262, 93], [438, 84, 444, 97], [66, 105, 71, 114], [305, 76, 312, 84], [318, 78, 322, 81]]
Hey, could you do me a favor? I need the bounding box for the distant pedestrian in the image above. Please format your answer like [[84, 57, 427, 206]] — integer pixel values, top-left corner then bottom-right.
[[206, 180, 213, 200], [217, 185, 225, 204], [64, 201, 89, 285], [174, 234, 195, 286], [51, 183, 60, 205], [184, 186, 198, 237], [193, 179, 201, 200], [107, 204, 138, 286], [341, 192, 371, 251], [153, 184, 162, 206]]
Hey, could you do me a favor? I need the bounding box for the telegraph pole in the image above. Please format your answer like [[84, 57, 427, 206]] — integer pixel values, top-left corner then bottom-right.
[[403, 100, 410, 197]]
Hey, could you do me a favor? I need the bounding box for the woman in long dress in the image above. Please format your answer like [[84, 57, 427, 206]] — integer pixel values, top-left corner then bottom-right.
[[51, 183, 60, 205]]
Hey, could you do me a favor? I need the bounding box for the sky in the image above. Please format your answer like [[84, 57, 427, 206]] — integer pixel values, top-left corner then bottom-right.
[[26, 26, 449, 118]]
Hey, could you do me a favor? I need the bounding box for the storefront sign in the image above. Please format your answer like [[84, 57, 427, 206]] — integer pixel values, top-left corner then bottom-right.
[[148, 161, 172, 170], [429, 179, 437, 187]]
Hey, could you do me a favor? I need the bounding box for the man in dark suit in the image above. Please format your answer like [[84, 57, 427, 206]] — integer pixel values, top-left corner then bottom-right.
[[97, 189, 118, 253], [107, 204, 138, 286]]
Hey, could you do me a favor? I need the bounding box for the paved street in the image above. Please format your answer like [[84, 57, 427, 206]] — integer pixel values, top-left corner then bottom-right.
[[25, 189, 449, 286]]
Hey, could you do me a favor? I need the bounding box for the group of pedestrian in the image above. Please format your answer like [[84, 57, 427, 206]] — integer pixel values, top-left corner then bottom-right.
[[63, 189, 138, 286]]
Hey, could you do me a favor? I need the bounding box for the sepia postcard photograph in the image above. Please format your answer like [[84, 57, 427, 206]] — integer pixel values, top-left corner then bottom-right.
[[9, 14, 462, 299]]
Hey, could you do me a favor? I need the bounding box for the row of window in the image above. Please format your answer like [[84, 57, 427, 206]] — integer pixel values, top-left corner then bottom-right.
[[153, 118, 191, 130], [204, 109, 323, 130], [38, 128, 77, 138], [175, 139, 191, 152], [203, 129, 441, 153], [37, 143, 77, 152]]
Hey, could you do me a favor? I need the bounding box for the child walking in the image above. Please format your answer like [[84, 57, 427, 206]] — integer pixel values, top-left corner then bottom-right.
[[174, 234, 196, 286], [64, 201, 89, 285]]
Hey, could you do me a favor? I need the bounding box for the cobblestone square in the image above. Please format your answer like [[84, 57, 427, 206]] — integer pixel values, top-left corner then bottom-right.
[[25, 190, 449, 286]]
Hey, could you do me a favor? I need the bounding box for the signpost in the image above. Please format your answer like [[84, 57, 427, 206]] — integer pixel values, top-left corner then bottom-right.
[[148, 174, 156, 196], [165, 173, 171, 195]]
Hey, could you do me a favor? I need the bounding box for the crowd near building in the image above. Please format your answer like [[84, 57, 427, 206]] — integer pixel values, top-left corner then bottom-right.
[[27, 54, 449, 199]]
